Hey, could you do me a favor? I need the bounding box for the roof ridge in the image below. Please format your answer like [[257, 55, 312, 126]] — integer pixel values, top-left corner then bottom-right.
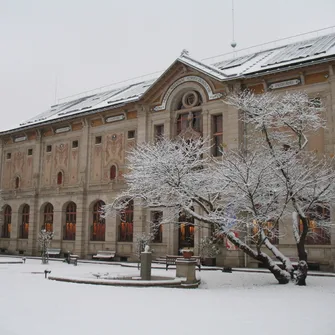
[[178, 54, 227, 78]]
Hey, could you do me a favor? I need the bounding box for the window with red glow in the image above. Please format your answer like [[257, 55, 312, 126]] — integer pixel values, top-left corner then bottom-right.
[[91, 200, 105, 241], [64, 202, 76, 240], [43, 203, 54, 232], [119, 200, 133, 242], [20, 205, 29, 239]]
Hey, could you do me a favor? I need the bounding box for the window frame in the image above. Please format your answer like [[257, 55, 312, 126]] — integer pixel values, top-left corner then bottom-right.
[[176, 110, 202, 135], [118, 200, 134, 242], [57, 171, 63, 185], [43, 203, 54, 232], [2, 205, 12, 238], [91, 200, 106, 241], [20, 204, 29, 239], [213, 114, 223, 157], [64, 202, 76, 241], [151, 211, 163, 243]]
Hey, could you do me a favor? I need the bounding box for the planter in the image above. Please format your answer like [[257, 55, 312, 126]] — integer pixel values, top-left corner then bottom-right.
[[182, 250, 194, 259], [201, 257, 216, 266]]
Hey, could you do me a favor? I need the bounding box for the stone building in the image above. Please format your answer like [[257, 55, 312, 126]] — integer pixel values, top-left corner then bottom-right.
[[1, 31, 335, 270]]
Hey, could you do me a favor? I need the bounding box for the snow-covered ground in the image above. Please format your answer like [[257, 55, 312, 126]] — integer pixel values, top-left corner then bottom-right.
[[0, 258, 334, 335]]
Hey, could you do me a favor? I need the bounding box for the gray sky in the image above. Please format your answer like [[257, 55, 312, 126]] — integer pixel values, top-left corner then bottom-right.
[[1, 0, 335, 131]]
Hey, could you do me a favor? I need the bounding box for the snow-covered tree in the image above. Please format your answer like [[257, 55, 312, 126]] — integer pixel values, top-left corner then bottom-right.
[[105, 91, 335, 285], [38, 229, 54, 264], [105, 137, 291, 283], [227, 91, 335, 284]]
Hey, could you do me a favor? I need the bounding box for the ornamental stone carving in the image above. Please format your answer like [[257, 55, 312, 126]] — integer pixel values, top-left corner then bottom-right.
[[153, 76, 223, 112]]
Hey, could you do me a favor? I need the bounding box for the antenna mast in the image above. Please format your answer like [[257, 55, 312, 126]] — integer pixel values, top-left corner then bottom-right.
[[231, 0, 237, 55]]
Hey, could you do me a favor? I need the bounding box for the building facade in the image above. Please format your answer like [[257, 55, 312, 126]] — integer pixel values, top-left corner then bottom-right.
[[1, 32, 335, 270]]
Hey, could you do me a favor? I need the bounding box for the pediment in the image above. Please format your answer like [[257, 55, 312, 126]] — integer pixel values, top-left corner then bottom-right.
[[141, 59, 227, 111]]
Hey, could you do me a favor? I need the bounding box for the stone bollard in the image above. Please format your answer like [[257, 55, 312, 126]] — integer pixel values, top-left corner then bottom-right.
[[176, 258, 197, 284], [140, 245, 152, 280]]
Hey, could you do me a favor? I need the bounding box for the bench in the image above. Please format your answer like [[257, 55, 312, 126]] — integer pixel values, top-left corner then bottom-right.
[[47, 248, 61, 258], [92, 251, 116, 261], [68, 254, 79, 266], [165, 255, 201, 271]]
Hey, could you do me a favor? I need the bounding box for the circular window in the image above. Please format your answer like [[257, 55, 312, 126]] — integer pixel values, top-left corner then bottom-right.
[[182, 91, 199, 108]]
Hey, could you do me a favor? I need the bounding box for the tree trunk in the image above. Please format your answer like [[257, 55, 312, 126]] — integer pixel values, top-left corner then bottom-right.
[[295, 260, 308, 286], [297, 240, 308, 262], [255, 252, 290, 284], [226, 232, 290, 284], [297, 216, 308, 262], [263, 233, 294, 280]]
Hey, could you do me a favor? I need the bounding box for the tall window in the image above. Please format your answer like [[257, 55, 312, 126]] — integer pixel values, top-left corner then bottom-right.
[[91, 200, 105, 241], [152, 211, 163, 243], [2, 205, 11, 238], [64, 202, 76, 240], [110, 165, 117, 180], [43, 203, 54, 232], [300, 205, 330, 245], [213, 115, 223, 157], [154, 124, 164, 142], [177, 111, 201, 134], [20, 205, 29, 239], [119, 200, 133, 242], [15, 177, 20, 189], [57, 172, 63, 185]]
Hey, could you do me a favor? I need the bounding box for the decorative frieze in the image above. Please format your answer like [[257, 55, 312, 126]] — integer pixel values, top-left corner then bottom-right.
[[105, 115, 125, 123], [269, 79, 300, 90], [55, 126, 71, 134], [14, 136, 27, 143]]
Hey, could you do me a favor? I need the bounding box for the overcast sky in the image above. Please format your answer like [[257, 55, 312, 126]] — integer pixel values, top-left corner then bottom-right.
[[1, 0, 335, 131]]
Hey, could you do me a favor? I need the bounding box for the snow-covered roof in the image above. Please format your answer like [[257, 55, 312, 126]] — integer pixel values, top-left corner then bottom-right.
[[18, 78, 157, 129], [209, 32, 335, 77], [3, 32, 335, 134]]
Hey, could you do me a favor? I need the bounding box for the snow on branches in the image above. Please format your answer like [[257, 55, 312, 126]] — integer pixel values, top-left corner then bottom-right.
[[228, 90, 335, 265], [105, 91, 335, 284], [38, 229, 54, 264]]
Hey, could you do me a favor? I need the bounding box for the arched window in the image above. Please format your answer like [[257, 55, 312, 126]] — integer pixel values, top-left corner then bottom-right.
[[15, 177, 20, 189], [91, 200, 105, 241], [57, 172, 63, 185], [43, 203, 54, 232], [2, 205, 11, 238], [118, 200, 133, 242], [110, 165, 117, 180], [20, 205, 29, 239], [64, 202, 76, 240]]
